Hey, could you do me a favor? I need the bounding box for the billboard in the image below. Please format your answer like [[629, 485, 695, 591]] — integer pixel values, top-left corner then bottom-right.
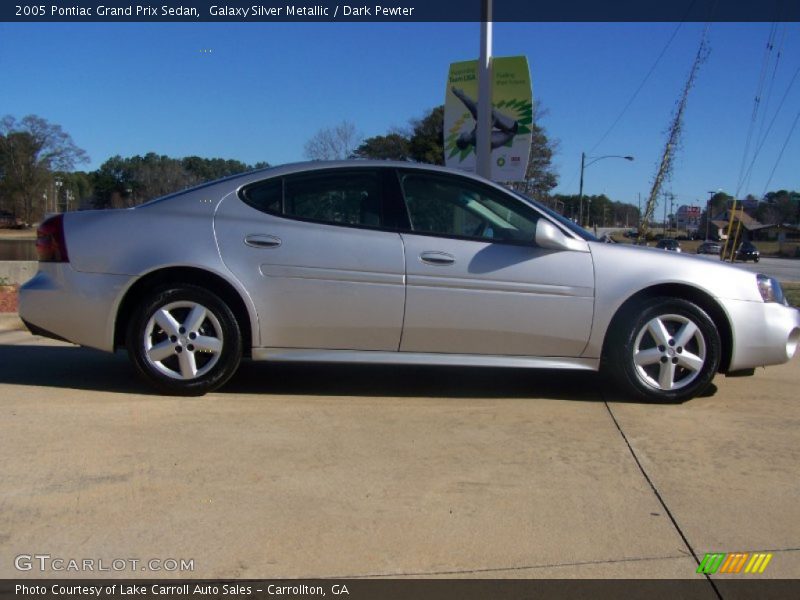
[[444, 56, 533, 182]]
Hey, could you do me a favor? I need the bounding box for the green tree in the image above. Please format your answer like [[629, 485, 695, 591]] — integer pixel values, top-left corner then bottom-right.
[[182, 156, 263, 181], [408, 104, 559, 203], [352, 132, 411, 160], [53, 171, 93, 211], [698, 191, 733, 238], [350, 107, 445, 164], [758, 190, 799, 225], [91, 153, 267, 208], [0, 115, 88, 223], [512, 119, 559, 202], [408, 106, 445, 165]]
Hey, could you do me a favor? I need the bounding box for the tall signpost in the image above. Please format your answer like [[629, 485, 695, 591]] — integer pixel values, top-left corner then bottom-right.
[[444, 58, 533, 182], [444, 0, 534, 184], [477, 0, 493, 179]]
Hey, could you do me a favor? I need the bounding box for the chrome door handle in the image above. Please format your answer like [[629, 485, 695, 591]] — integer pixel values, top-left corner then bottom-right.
[[244, 234, 282, 249], [420, 251, 455, 265]]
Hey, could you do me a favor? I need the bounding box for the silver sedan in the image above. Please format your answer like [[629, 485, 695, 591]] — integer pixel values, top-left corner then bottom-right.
[[20, 162, 800, 401]]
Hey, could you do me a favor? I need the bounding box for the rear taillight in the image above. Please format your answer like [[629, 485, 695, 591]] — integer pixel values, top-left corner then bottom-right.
[[36, 214, 69, 262]]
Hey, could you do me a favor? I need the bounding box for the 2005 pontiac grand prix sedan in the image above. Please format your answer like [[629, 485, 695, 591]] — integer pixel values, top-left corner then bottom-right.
[[19, 161, 800, 401]]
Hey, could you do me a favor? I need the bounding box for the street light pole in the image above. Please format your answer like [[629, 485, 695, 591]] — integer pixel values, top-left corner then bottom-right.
[[705, 190, 716, 241], [578, 152, 586, 225], [578, 153, 634, 227], [54, 177, 62, 215], [476, 0, 493, 179]]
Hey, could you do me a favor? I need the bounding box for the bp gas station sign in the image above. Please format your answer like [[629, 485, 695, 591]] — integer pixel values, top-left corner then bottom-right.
[[444, 56, 533, 182]]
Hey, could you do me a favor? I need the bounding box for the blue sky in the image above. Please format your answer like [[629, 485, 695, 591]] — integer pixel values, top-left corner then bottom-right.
[[1, 21, 798, 214]]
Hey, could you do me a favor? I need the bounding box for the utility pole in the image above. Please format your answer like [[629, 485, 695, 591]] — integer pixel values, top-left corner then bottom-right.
[[669, 193, 675, 237], [638, 27, 709, 241], [637, 192, 641, 230], [476, 0, 493, 179]]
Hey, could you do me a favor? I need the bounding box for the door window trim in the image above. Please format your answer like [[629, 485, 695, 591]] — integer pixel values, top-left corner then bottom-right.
[[395, 168, 546, 248], [237, 167, 405, 234]]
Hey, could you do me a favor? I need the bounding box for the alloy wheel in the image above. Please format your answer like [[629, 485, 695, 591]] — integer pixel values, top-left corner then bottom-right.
[[143, 301, 224, 380], [632, 313, 707, 391]]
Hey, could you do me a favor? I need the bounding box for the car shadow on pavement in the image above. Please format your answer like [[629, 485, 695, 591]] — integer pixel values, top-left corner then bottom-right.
[[0, 343, 152, 395], [0, 343, 606, 401], [227, 360, 607, 401], [0, 343, 710, 403]]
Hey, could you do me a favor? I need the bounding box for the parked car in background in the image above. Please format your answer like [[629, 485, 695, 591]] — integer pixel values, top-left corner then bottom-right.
[[655, 239, 682, 252], [697, 241, 722, 255], [720, 240, 760, 263], [19, 161, 800, 402], [735, 241, 760, 263], [0, 210, 26, 229]]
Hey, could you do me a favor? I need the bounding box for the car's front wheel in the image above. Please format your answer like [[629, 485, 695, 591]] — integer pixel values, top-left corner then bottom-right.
[[605, 297, 721, 402], [126, 285, 242, 395]]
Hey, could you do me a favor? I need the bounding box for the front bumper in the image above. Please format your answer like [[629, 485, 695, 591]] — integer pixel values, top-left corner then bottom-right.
[[724, 298, 800, 371], [19, 264, 130, 352]]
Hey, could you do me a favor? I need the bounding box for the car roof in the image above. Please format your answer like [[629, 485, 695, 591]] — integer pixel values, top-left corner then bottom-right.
[[140, 160, 509, 207], [233, 160, 512, 190]]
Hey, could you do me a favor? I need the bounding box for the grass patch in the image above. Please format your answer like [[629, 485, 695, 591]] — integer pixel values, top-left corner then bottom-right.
[[781, 282, 800, 307]]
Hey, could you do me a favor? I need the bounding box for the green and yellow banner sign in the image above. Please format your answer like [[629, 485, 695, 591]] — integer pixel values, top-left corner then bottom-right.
[[444, 56, 533, 182], [697, 552, 773, 574]]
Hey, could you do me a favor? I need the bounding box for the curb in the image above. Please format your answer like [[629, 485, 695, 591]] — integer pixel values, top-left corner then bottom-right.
[[0, 261, 37, 285], [0, 312, 24, 332]]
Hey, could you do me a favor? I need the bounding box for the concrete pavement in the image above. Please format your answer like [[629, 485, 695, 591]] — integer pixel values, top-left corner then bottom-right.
[[0, 330, 798, 582]]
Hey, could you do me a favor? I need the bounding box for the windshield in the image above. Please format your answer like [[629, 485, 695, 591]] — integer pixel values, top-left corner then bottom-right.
[[511, 190, 598, 241]]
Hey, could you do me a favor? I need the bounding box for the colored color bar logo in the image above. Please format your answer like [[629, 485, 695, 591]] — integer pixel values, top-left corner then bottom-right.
[[697, 552, 773, 574]]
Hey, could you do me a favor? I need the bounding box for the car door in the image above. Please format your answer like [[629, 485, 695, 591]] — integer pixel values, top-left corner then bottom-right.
[[397, 170, 595, 357], [214, 168, 406, 350]]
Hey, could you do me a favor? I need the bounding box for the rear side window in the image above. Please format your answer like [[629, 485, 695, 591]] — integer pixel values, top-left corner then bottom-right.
[[241, 179, 282, 213], [284, 171, 382, 227], [240, 171, 384, 228]]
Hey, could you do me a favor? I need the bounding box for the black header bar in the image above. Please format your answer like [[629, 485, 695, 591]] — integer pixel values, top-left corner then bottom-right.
[[3, 0, 800, 23]]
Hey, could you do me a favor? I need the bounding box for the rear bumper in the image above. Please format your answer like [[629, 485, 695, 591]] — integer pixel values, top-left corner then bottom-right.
[[724, 299, 800, 371], [19, 264, 129, 352]]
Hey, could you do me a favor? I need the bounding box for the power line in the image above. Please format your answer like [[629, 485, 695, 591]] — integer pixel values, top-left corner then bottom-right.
[[587, 21, 687, 155], [762, 108, 800, 196], [754, 25, 788, 151], [739, 64, 800, 195], [561, 20, 692, 194], [735, 23, 779, 197]]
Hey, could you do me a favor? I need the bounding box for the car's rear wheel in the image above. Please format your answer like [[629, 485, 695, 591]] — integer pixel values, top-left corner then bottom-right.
[[605, 297, 721, 402], [127, 285, 242, 395]]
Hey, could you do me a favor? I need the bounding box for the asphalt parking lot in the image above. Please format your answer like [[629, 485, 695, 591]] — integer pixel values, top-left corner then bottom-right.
[[1, 326, 798, 582]]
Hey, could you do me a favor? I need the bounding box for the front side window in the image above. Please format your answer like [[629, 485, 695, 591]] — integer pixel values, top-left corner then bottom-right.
[[399, 172, 539, 243]]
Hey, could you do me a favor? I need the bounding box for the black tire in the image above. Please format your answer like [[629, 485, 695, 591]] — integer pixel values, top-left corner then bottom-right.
[[126, 284, 242, 396], [604, 297, 721, 403]]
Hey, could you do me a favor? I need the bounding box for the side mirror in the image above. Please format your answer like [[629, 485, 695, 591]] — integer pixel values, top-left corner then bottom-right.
[[535, 219, 572, 251]]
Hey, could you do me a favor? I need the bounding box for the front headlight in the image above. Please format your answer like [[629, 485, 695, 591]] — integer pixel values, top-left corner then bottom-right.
[[757, 274, 787, 305]]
